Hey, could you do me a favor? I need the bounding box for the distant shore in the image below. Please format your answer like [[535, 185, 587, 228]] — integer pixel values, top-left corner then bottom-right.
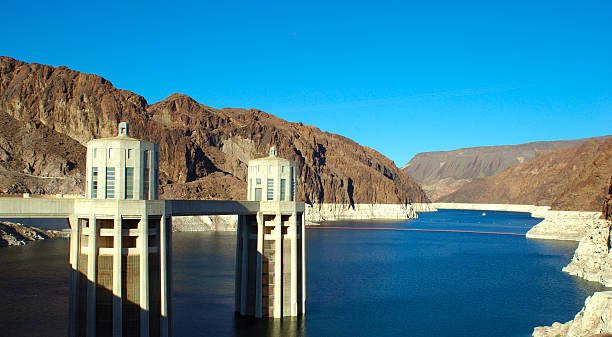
[[0, 221, 67, 247]]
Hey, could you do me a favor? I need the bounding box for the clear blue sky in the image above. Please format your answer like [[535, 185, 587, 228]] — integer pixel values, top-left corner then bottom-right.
[[2, 0, 611, 166]]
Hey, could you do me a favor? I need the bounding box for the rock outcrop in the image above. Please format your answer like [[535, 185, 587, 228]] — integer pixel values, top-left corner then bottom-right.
[[402, 138, 606, 201], [531, 178, 612, 336], [533, 291, 612, 337], [526, 211, 604, 241], [0, 221, 63, 247], [0, 56, 428, 205], [439, 138, 612, 212], [561, 218, 612, 286]]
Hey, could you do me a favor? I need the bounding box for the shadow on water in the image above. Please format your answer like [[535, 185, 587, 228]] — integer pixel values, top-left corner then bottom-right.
[[232, 315, 305, 337], [68, 267, 164, 337]]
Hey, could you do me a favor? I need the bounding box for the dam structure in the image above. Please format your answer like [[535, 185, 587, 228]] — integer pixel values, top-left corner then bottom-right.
[[0, 123, 306, 337]]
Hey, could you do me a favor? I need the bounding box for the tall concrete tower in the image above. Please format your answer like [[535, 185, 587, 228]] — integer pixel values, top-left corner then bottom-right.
[[69, 122, 172, 337], [235, 146, 306, 318]]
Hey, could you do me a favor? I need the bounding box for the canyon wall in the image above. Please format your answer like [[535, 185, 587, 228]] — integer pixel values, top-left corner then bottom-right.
[[439, 138, 612, 212], [0, 56, 428, 206], [402, 138, 605, 201]]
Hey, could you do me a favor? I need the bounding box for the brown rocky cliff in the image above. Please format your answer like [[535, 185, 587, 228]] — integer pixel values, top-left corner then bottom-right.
[[439, 138, 612, 212], [0, 56, 428, 204], [403, 137, 610, 201]]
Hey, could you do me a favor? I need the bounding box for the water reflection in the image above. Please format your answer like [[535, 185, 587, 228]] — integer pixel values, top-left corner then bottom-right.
[[232, 315, 305, 337]]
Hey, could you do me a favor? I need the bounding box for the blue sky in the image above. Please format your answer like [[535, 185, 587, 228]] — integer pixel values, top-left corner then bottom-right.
[[2, 0, 611, 165]]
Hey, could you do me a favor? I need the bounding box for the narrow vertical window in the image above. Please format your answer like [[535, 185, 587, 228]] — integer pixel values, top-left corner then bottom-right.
[[127, 149, 132, 159], [93, 149, 97, 159], [248, 179, 252, 200], [153, 151, 159, 199], [106, 167, 115, 199], [143, 151, 150, 200], [280, 179, 286, 201], [125, 167, 134, 199], [290, 167, 295, 201], [255, 178, 262, 201], [267, 178, 274, 200], [92, 167, 98, 198]]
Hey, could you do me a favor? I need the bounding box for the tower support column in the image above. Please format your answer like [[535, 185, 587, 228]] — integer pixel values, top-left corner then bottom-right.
[[68, 215, 80, 337], [290, 211, 298, 316], [113, 212, 123, 337], [301, 212, 306, 314], [140, 213, 150, 337], [273, 209, 282, 318], [255, 212, 263, 318], [239, 215, 248, 315], [160, 214, 169, 337], [87, 213, 97, 337]]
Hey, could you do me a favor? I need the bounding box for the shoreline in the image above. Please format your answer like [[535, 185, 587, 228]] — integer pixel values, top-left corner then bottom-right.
[[0, 221, 67, 247], [172, 202, 438, 232]]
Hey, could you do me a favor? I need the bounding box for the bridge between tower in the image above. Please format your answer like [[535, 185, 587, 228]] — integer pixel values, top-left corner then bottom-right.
[[0, 197, 304, 218]]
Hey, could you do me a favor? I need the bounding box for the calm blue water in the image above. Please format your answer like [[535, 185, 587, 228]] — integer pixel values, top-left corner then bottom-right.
[[173, 209, 606, 337], [0, 210, 606, 336]]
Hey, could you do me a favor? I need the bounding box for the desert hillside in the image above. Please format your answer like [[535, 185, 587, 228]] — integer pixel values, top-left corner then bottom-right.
[[438, 138, 612, 211], [0, 56, 428, 205], [403, 137, 609, 201]]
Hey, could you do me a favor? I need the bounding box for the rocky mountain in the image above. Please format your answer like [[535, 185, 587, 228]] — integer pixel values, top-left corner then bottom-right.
[[438, 138, 612, 211], [0, 56, 428, 205], [402, 138, 609, 201]]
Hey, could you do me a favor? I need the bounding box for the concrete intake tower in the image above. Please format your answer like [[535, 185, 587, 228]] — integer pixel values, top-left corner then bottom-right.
[[235, 146, 306, 318], [69, 122, 171, 337]]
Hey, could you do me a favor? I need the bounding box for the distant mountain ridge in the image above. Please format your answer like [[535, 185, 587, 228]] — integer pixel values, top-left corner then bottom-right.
[[0, 56, 428, 205], [439, 138, 612, 212], [403, 137, 611, 201]]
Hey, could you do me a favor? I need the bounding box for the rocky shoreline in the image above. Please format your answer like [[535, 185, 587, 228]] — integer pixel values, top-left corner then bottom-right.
[[171, 202, 437, 232], [304, 202, 436, 224], [0, 221, 66, 247], [525, 211, 604, 241], [431, 202, 551, 216], [533, 291, 612, 337], [525, 188, 612, 336]]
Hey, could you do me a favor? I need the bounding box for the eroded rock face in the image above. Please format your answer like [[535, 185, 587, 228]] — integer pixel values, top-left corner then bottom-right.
[[562, 218, 612, 286], [533, 291, 612, 337], [0, 56, 428, 204], [402, 138, 604, 201], [0, 109, 85, 196]]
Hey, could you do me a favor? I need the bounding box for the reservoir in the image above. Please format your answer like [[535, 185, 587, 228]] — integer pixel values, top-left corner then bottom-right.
[[0, 209, 605, 336]]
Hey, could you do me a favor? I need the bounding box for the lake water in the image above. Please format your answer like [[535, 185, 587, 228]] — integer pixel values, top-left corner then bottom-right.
[[0, 209, 606, 336]]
